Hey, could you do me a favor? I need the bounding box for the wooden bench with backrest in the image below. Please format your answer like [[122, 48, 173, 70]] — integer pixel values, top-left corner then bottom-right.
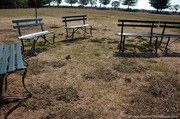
[[62, 15, 93, 40], [12, 18, 56, 55], [0, 43, 31, 101], [117, 20, 180, 53]]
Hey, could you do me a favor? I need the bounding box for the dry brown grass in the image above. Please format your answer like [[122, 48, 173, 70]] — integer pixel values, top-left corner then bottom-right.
[[0, 8, 180, 119]]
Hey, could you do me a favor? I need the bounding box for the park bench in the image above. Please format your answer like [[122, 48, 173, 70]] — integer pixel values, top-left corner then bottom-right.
[[0, 43, 31, 101], [12, 18, 56, 55], [117, 20, 180, 53], [62, 15, 93, 40]]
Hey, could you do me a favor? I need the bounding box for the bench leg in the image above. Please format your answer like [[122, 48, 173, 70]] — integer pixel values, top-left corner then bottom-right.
[[30, 38, 38, 55], [65, 29, 69, 40], [2, 69, 31, 100], [155, 37, 158, 53], [122, 36, 126, 53], [52, 33, 56, 45], [72, 29, 75, 39], [119, 35, 123, 53], [148, 37, 152, 47], [90, 26, 93, 36], [165, 37, 170, 53]]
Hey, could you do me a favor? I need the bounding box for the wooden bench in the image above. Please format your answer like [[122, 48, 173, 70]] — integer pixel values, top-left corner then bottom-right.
[[62, 15, 93, 40], [12, 18, 56, 55], [117, 20, 180, 53], [0, 43, 31, 101]]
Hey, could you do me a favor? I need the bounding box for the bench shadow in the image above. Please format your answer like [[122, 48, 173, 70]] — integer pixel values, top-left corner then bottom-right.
[[113, 52, 180, 58], [114, 52, 159, 58], [59, 37, 89, 43]]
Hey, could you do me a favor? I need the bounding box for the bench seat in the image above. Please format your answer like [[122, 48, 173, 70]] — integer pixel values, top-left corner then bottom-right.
[[0, 43, 31, 100], [65, 24, 92, 29], [117, 33, 159, 37], [19, 30, 55, 40]]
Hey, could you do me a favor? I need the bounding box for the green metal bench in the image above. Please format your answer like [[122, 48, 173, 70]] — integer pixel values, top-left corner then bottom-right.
[[117, 20, 180, 53], [0, 43, 31, 101], [12, 18, 56, 55], [62, 15, 93, 40]]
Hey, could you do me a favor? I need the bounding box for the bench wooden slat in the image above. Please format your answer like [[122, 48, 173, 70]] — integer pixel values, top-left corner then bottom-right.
[[0, 45, 9, 75], [62, 15, 87, 18], [62, 18, 87, 22], [13, 22, 44, 29], [118, 24, 156, 27], [16, 44, 24, 69], [118, 20, 159, 23], [159, 25, 180, 29], [12, 18, 43, 23], [18, 30, 55, 40], [8, 44, 15, 73]]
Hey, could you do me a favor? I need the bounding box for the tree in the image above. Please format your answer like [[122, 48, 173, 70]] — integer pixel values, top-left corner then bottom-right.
[[122, 0, 138, 9], [44, 0, 52, 6], [56, 0, 62, 6], [111, 0, 121, 8], [169, 4, 180, 13], [99, 0, 111, 7], [89, 0, 97, 7], [149, 0, 170, 12], [79, 0, 89, 5], [65, 0, 78, 7]]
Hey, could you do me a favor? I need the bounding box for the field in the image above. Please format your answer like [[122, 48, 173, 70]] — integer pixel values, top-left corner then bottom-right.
[[0, 8, 180, 119]]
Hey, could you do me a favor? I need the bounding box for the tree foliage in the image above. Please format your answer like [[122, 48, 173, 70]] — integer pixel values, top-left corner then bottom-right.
[[79, 0, 89, 5], [89, 0, 97, 7], [56, 0, 62, 6], [122, 0, 138, 9], [65, 0, 78, 6], [149, 0, 170, 12], [111, 1, 121, 8], [99, 0, 111, 6], [169, 4, 180, 13]]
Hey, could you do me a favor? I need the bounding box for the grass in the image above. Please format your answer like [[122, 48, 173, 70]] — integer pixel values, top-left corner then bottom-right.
[[0, 8, 180, 119]]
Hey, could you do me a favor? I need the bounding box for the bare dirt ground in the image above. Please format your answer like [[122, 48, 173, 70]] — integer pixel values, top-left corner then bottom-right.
[[0, 8, 180, 119]]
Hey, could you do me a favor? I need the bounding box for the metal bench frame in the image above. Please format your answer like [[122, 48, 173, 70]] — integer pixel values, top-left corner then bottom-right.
[[12, 18, 56, 55], [0, 43, 31, 101], [117, 20, 180, 53], [62, 15, 93, 40]]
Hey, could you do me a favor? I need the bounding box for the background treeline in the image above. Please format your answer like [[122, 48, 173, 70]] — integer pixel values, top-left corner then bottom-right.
[[0, 0, 179, 13], [0, 0, 45, 8]]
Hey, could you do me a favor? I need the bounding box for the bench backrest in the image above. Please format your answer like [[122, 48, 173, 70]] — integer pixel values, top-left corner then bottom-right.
[[12, 18, 45, 36], [118, 20, 180, 35], [118, 20, 159, 35], [0, 43, 24, 75], [62, 15, 87, 27], [158, 21, 180, 35]]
